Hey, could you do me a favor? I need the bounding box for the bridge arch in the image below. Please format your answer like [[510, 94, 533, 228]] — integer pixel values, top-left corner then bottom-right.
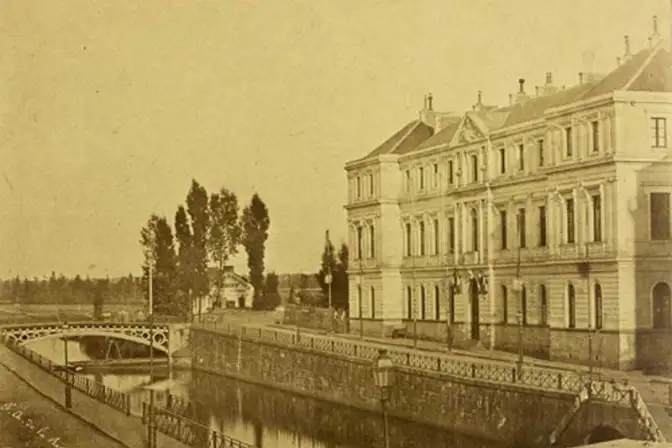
[[4, 328, 170, 355], [582, 425, 625, 445]]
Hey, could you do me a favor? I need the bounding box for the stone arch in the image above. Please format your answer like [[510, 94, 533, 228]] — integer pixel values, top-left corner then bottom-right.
[[652, 282, 672, 329], [582, 425, 625, 445], [7, 330, 170, 355]]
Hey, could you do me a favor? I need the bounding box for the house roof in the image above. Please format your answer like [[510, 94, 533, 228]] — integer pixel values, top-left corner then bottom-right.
[[206, 266, 249, 285], [355, 43, 670, 160]]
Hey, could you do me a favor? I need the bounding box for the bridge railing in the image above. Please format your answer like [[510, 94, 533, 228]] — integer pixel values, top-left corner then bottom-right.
[[192, 320, 634, 401], [142, 403, 255, 448]]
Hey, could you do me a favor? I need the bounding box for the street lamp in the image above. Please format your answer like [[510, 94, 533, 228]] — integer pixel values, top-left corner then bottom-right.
[[355, 273, 363, 339], [62, 322, 72, 409], [512, 278, 524, 377], [373, 349, 394, 448], [325, 271, 333, 333]]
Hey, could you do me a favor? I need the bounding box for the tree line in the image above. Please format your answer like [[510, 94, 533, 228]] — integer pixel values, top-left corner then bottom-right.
[[140, 179, 272, 317], [0, 273, 142, 305]]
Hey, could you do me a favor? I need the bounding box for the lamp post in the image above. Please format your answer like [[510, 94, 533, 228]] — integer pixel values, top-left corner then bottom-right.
[[513, 210, 524, 378], [373, 349, 393, 448], [356, 270, 363, 339], [146, 257, 157, 448], [62, 322, 72, 409], [325, 270, 333, 333]]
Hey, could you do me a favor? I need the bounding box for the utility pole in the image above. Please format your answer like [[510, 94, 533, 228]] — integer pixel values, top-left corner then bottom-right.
[[146, 246, 156, 448]]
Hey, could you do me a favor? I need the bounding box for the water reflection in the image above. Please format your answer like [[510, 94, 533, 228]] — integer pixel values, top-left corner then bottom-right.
[[189, 370, 502, 448], [24, 339, 503, 448]]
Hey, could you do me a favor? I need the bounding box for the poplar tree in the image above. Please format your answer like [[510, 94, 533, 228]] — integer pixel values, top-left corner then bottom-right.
[[241, 194, 270, 309]]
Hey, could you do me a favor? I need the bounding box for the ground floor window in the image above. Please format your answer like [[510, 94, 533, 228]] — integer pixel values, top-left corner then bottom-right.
[[567, 282, 576, 328], [653, 282, 672, 329]]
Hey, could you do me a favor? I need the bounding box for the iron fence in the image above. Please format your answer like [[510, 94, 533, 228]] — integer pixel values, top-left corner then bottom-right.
[[193, 320, 629, 397], [144, 403, 255, 448]]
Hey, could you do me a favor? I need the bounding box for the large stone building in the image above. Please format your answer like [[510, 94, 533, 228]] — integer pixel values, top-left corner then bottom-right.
[[344, 29, 672, 370]]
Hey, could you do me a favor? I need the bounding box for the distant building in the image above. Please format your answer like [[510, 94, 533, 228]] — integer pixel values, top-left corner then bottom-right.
[[344, 30, 672, 371], [201, 266, 254, 312], [277, 273, 323, 305]]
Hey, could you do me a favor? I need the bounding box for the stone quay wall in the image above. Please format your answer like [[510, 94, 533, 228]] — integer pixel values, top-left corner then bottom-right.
[[191, 325, 648, 446]]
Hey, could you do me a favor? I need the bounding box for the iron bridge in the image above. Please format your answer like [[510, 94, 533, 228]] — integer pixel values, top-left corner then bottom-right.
[[0, 321, 173, 354]]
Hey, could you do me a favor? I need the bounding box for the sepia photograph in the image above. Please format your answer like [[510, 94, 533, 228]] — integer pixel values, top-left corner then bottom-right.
[[1, 1, 672, 447]]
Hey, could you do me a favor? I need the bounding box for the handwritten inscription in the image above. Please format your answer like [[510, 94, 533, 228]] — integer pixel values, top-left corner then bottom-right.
[[0, 401, 65, 448]]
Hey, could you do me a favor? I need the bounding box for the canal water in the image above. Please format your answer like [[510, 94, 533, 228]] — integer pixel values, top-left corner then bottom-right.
[[26, 338, 502, 448]]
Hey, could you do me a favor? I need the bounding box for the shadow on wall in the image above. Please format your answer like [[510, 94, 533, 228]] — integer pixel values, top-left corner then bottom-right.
[[581, 425, 625, 445]]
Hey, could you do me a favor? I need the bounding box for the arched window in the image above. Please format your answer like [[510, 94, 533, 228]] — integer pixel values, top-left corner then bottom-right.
[[539, 284, 548, 326], [653, 282, 672, 329], [370, 286, 376, 319], [406, 286, 413, 320], [521, 285, 528, 325], [419, 221, 426, 256], [434, 285, 441, 320], [594, 283, 603, 330], [420, 285, 426, 320], [501, 285, 508, 323], [567, 283, 576, 328], [471, 209, 479, 252]]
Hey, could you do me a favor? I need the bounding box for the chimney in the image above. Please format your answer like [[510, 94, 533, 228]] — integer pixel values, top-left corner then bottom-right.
[[653, 15, 659, 35], [579, 72, 584, 85], [515, 78, 530, 104], [419, 93, 436, 128], [623, 35, 631, 60], [509, 93, 513, 106], [477, 90, 482, 104], [545, 72, 552, 85], [423, 94, 428, 110], [427, 93, 434, 111]]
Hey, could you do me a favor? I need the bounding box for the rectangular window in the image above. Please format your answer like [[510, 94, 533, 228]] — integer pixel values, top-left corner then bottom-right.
[[592, 195, 602, 242], [539, 285, 548, 326], [538, 139, 545, 167], [357, 226, 363, 259], [369, 174, 374, 196], [433, 219, 440, 255], [406, 287, 412, 319], [419, 167, 425, 190], [566, 198, 575, 244], [370, 287, 375, 319], [434, 285, 441, 320], [500, 210, 508, 249], [448, 160, 454, 184], [448, 217, 455, 252], [405, 170, 411, 193], [538, 206, 547, 247], [369, 226, 375, 258], [650, 192, 671, 240], [471, 154, 479, 182], [433, 163, 439, 187], [518, 144, 525, 171], [591, 121, 600, 152], [472, 212, 479, 252], [356, 177, 361, 198], [502, 285, 508, 323], [499, 148, 506, 174], [565, 127, 573, 157], [405, 222, 412, 256], [419, 221, 426, 256], [651, 117, 668, 148], [517, 208, 526, 248]]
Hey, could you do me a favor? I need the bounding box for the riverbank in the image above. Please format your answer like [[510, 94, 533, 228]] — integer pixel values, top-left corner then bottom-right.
[[0, 344, 189, 448]]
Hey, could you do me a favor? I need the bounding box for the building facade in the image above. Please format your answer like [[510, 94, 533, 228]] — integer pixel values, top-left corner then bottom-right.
[[201, 266, 255, 312], [344, 34, 672, 370]]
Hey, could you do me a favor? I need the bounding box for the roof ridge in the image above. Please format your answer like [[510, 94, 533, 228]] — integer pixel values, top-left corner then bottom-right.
[[622, 42, 665, 91], [388, 120, 423, 154]]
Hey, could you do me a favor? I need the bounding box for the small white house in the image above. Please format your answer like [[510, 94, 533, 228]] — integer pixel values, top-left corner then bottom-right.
[[197, 266, 254, 313]]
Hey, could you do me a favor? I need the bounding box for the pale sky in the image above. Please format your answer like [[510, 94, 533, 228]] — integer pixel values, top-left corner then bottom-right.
[[0, 0, 669, 280]]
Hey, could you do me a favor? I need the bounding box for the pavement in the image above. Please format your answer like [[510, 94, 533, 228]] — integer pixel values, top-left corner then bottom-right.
[[0, 361, 126, 448], [0, 344, 189, 448]]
